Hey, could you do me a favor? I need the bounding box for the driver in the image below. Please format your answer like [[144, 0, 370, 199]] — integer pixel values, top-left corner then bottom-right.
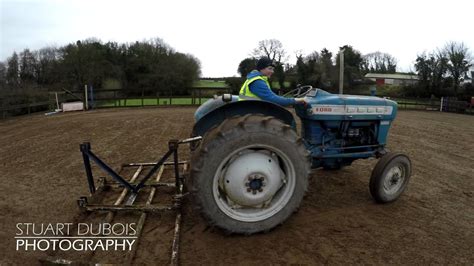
[[239, 57, 307, 106]]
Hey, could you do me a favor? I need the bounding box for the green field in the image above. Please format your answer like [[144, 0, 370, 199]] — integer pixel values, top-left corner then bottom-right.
[[193, 80, 229, 88], [97, 97, 211, 107]]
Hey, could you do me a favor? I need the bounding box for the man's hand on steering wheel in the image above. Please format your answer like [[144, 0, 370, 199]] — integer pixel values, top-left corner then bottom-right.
[[295, 97, 308, 107]]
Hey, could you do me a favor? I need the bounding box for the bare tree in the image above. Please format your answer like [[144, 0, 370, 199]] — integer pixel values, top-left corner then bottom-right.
[[362, 51, 397, 74], [6, 52, 20, 87], [444, 41, 472, 94], [251, 39, 287, 63], [19, 49, 37, 84], [35, 46, 60, 85]]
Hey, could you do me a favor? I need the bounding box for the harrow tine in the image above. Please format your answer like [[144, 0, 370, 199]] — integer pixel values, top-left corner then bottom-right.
[[105, 165, 143, 222], [171, 162, 187, 266], [125, 193, 138, 206], [126, 163, 166, 264]]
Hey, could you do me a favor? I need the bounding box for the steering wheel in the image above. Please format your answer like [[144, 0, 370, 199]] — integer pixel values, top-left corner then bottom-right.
[[283, 85, 314, 98]]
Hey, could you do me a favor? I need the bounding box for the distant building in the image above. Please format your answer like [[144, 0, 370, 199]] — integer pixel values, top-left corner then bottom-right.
[[461, 68, 473, 84], [364, 73, 419, 86]]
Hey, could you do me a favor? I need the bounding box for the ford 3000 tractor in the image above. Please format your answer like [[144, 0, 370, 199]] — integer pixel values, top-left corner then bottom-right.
[[188, 86, 411, 234]]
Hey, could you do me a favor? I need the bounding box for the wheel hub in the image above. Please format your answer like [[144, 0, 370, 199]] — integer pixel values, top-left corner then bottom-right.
[[384, 166, 404, 193], [222, 151, 283, 207], [390, 174, 400, 185], [246, 174, 266, 194]]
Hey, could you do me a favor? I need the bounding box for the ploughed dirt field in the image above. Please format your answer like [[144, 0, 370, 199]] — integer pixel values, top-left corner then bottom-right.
[[0, 107, 473, 265]]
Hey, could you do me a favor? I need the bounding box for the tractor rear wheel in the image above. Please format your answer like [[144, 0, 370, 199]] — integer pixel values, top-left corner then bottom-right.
[[369, 152, 411, 203], [189, 114, 311, 234]]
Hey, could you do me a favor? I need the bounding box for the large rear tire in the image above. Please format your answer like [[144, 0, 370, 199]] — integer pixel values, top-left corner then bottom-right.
[[188, 115, 311, 234]]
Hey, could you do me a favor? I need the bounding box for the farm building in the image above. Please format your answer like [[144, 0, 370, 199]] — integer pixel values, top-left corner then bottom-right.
[[365, 73, 419, 86], [461, 70, 474, 84]]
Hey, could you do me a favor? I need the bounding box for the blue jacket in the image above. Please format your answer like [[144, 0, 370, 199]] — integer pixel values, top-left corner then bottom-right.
[[246, 70, 296, 106]]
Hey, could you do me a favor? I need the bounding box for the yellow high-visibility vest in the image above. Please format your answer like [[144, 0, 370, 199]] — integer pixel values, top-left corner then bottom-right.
[[239, 75, 271, 99]]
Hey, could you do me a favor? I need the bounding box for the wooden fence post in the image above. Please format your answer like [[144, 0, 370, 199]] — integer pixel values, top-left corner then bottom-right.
[[1, 98, 5, 119], [27, 96, 31, 114], [84, 85, 88, 110], [199, 88, 202, 105]]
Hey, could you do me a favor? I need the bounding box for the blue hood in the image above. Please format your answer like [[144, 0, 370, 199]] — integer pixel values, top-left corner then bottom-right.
[[246, 70, 263, 80]]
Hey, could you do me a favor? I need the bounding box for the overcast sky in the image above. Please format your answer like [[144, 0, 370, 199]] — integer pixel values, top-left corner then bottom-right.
[[1, 0, 473, 77]]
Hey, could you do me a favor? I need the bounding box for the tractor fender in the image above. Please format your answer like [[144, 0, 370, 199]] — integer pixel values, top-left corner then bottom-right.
[[192, 100, 296, 137]]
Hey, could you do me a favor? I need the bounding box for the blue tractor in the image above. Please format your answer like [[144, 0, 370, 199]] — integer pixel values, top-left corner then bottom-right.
[[188, 86, 411, 234]]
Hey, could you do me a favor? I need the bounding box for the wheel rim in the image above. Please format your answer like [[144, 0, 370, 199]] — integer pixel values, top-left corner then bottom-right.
[[212, 144, 296, 222], [382, 164, 406, 195]]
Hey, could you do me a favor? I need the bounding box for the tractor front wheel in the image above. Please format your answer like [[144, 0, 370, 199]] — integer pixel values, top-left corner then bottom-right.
[[369, 152, 411, 203]]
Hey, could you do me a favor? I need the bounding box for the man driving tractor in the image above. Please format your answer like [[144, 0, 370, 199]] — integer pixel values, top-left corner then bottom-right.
[[239, 57, 306, 106]]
